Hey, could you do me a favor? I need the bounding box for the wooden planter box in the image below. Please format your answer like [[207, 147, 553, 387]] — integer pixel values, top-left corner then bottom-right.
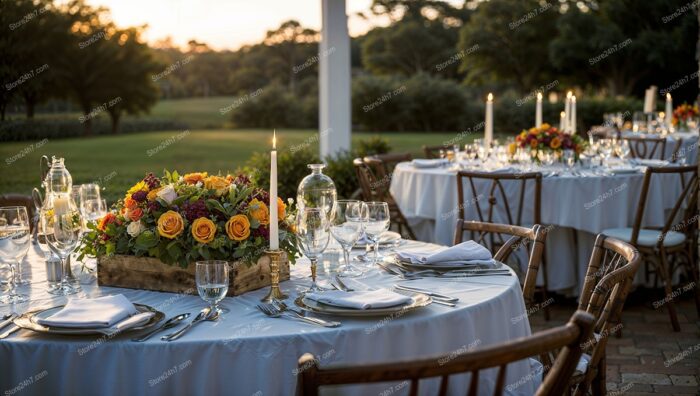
[[97, 254, 290, 296]]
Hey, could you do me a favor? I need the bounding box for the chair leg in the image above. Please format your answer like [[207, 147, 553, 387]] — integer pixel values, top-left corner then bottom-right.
[[592, 356, 607, 396], [658, 251, 681, 332], [541, 255, 550, 321]]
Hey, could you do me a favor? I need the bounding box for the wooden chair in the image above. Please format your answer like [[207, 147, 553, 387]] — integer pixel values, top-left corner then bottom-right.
[[0, 194, 36, 232], [569, 234, 641, 396], [602, 165, 699, 331], [297, 310, 595, 396], [422, 144, 448, 159], [622, 136, 682, 161], [353, 158, 417, 240], [456, 171, 550, 318], [364, 152, 412, 176], [454, 220, 546, 313]]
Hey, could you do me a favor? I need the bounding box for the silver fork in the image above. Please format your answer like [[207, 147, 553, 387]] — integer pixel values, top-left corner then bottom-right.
[[272, 301, 341, 328], [257, 304, 339, 328]]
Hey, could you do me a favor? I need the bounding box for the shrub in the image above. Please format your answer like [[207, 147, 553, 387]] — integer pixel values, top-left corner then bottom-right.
[[230, 84, 316, 128]]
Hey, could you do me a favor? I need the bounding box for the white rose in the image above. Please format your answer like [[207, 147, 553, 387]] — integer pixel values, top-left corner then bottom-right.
[[156, 184, 177, 204], [127, 221, 144, 237]]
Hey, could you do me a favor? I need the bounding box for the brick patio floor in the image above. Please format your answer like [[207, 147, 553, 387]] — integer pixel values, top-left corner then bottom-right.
[[530, 288, 700, 395]]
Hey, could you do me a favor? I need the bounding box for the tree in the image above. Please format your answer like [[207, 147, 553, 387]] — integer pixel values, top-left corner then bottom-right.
[[458, 0, 559, 92], [262, 20, 318, 92]]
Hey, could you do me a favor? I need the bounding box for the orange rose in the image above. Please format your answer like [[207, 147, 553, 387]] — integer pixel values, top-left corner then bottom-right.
[[128, 207, 143, 222], [98, 213, 116, 231], [225, 214, 250, 241], [157, 210, 184, 239], [124, 196, 137, 210], [147, 187, 163, 202], [277, 197, 286, 219], [204, 175, 230, 196], [191, 217, 217, 244], [248, 198, 269, 225], [550, 137, 562, 150], [183, 172, 208, 185]]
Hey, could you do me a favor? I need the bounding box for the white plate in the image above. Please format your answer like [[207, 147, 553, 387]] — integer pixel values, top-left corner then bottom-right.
[[296, 293, 431, 317], [386, 255, 503, 272], [15, 304, 164, 336]]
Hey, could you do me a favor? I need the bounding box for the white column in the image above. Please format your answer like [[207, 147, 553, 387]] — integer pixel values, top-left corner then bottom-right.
[[319, 0, 351, 158]]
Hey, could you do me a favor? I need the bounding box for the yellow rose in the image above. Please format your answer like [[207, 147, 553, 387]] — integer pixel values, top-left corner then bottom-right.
[[225, 214, 250, 241], [157, 210, 184, 239], [183, 172, 208, 185], [147, 187, 163, 202], [277, 197, 286, 219], [540, 123, 551, 131], [191, 217, 216, 244], [248, 198, 269, 225], [204, 175, 230, 196]]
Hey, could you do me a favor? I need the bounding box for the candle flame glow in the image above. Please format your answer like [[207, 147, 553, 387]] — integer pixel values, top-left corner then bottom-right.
[[560, 111, 565, 117], [667, 93, 672, 100], [567, 91, 573, 98], [487, 93, 493, 101], [272, 129, 276, 149], [537, 92, 542, 100]]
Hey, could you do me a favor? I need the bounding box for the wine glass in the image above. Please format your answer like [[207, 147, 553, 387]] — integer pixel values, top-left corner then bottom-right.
[[364, 202, 390, 266], [562, 150, 575, 170], [615, 139, 631, 160], [297, 207, 331, 291], [80, 184, 106, 225], [599, 139, 613, 165], [330, 200, 364, 278], [196, 260, 229, 316], [0, 207, 31, 303], [42, 194, 82, 296]]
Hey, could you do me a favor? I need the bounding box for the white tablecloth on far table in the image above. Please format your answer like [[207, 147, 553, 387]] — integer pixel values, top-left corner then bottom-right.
[[390, 162, 685, 294], [0, 242, 535, 396]]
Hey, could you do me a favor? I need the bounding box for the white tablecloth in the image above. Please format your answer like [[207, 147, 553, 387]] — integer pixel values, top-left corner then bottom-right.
[[0, 242, 535, 396], [390, 163, 685, 294]]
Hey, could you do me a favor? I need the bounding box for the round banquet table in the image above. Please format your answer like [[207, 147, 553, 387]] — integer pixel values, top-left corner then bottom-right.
[[390, 162, 686, 295], [0, 241, 536, 396]]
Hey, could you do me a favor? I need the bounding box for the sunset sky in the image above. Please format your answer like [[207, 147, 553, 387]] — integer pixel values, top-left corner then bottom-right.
[[81, 0, 397, 50]]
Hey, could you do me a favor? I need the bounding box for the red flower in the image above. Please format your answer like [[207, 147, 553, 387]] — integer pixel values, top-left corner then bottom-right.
[[98, 213, 116, 231]]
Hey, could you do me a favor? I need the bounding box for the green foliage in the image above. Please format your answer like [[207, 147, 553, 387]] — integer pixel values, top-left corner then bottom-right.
[[0, 118, 188, 141], [356, 136, 391, 157], [230, 84, 316, 128]]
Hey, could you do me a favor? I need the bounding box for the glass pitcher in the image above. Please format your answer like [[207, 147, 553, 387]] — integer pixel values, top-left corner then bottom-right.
[[296, 164, 337, 216]]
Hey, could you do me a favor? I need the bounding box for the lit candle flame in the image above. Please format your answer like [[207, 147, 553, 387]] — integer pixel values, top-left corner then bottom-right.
[[272, 129, 276, 150], [537, 92, 542, 100], [567, 91, 572, 98], [487, 93, 493, 101], [560, 111, 565, 117], [666, 93, 672, 100]]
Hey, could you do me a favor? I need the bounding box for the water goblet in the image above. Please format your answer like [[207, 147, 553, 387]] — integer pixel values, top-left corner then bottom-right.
[[364, 202, 390, 266], [297, 207, 331, 290], [330, 200, 363, 278], [42, 194, 82, 296], [195, 260, 229, 316], [0, 207, 31, 303]]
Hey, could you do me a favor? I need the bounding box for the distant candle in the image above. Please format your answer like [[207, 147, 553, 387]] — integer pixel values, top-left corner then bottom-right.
[[564, 91, 572, 132], [665, 93, 673, 130], [535, 92, 543, 128], [560, 111, 566, 130], [571, 96, 577, 135], [485, 93, 494, 147], [269, 131, 279, 250]]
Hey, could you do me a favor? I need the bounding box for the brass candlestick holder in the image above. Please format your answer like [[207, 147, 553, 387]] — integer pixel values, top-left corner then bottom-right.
[[261, 249, 288, 302]]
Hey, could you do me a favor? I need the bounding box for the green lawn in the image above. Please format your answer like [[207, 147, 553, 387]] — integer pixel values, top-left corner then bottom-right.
[[1, 129, 472, 202], [146, 96, 237, 128]]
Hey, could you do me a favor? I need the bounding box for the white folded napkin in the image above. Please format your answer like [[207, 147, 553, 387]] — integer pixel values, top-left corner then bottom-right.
[[411, 159, 449, 168], [395, 241, 496, 267], [38, 294, 140, 328], [98, 312, 155, 335], [305, 289, 412, 310]]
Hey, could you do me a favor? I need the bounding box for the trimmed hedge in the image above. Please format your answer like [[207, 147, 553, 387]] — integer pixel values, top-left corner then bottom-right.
[[0, 118, 189, 142]]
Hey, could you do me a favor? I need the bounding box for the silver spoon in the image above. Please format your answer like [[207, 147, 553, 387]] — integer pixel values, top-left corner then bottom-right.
[[131, 312, 190, 342], [161, 308, 213, 341]]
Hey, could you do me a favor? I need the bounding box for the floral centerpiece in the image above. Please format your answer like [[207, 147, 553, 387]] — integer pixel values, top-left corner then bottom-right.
[[511, 123, 587, 159], [79, 170, 299, 268], [672, 103, 699, 131]]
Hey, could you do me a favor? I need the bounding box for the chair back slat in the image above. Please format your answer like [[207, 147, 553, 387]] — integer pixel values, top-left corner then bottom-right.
[[623, 136, 667, 160], [297, 311, 596, 396], [438, 375, 449, 396], [468, 370, 479, 396], [493, 365, 507, 396]]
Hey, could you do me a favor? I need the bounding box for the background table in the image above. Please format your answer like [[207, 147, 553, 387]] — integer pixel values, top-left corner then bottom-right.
[[620, 131, 698, 164], [1, 241, 535, 396], [390, 162, 685, 294]]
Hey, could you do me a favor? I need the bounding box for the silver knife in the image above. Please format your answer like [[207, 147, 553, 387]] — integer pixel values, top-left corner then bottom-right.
[[393, 284, 459, 302], [333, 275, 354, 292], [161, 308, 210, 341], [0, 314, 17, 332], [0, 324, 21, 340], [132, 312, 190, 342]]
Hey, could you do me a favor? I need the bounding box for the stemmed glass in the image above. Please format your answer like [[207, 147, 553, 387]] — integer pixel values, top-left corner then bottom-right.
[[615, 140, 631, 160], [195, 260, 229, 316], [297, 207, 331, 290], [42, 194, 82, 295], [0, 207, 31, 303], [562, 150, 576, 170], [364, 202, 391, 266], [599, 139, 614, 165], [330, 201, 364, 278], [80, 184, 107, 224]]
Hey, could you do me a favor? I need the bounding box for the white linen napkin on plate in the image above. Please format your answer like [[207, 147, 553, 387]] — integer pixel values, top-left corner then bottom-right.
[[411, 159, 449, 168], [305, 289, 412, 310], [38, 294, 140, 328], [395, 241, 496, 267], [97, 311, 155, 335]]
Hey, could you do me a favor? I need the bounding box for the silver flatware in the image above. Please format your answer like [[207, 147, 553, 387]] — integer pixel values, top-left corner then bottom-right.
[[161, 308, 214, 341], [333, 275, 354, 292], [132, 312, 190, 342], [393, 289, 455, 307], [272, 301, 340, 328], [0, 324, 21, 339], [257, 303, 339, 328], [0, 314, 18, 331], [393, 284, 459, 302]]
